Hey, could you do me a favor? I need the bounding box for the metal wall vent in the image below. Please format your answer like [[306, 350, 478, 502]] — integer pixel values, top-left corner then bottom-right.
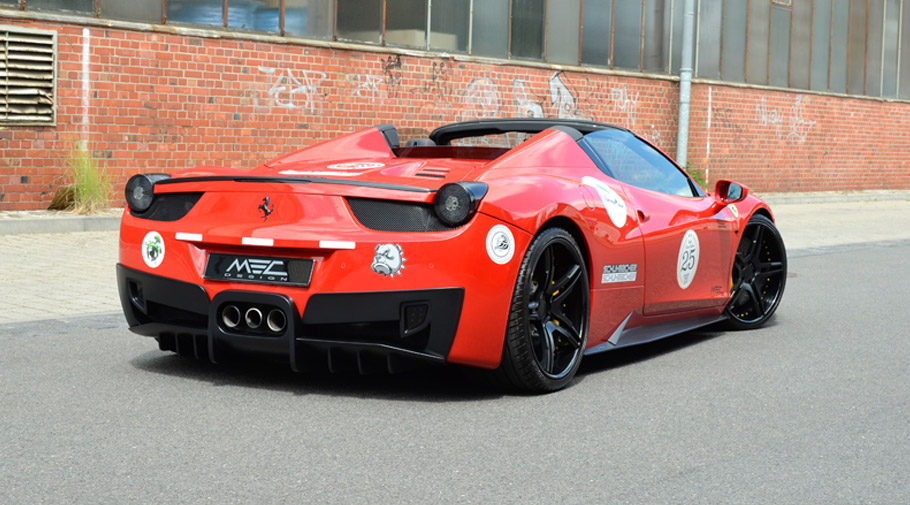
[[1, 25, 56, 125]]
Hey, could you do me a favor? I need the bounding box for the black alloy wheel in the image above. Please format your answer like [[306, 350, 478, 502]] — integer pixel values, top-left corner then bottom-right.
[[499, 228, 589, 392], [724, 214, 787, 330]]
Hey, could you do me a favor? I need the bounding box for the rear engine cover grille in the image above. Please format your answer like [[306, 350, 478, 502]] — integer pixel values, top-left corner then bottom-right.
[[346, 197, 457, 232]]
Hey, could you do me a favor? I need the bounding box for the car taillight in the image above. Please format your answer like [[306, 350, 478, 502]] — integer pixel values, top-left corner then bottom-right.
[[125, 173, 170, 212], [433, 182, 488, 227]]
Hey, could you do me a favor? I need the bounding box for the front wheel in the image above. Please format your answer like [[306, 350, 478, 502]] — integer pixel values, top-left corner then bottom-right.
[[498, 228, 589, 393], [724, 214, 787, 330]]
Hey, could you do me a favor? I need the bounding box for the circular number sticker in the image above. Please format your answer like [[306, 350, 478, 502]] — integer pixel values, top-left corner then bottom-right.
[[676, 229, 699, 289]]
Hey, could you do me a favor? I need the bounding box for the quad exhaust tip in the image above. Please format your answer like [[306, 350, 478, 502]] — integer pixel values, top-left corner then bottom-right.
[[244, 307, 263, 329], [267, 309, 287, 333], [222, 305, 241, 329]]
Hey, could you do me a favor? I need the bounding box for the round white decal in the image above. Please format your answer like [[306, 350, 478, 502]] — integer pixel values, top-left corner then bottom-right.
[[142, 231, 165, 269], [581, 176, 627, 228], [326, 162, 385, 170], [486, 225, 515, 265], [677, 229, 700, 289]]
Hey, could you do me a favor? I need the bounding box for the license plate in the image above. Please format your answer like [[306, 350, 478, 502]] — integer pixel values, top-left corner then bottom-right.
[[204, 253, 314, 287]]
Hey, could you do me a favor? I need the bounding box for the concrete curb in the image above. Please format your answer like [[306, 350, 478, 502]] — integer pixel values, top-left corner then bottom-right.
[[758, 190, 910, 206], [0, 213, 120, 236]]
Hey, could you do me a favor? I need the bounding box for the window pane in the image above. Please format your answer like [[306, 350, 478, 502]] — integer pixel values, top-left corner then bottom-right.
[[746, 0, 770, 85], [721, 0, 748, 82], [386, 0, 427, 47], [547, 0, 580, 63], [100, 0, 162, 23], [670, 0, 685, 74], [337, 0, 381, 43], [697, 0, 722, 79], [472, 0, 509, 57], [769, 5, 791, 88], [614, 0, 642, 70], [883, 0, 900, 97], [168, 0, 224, 26], [899, 0, 910, 98], [866, 0, 885, 97], [847, 0, 867, 94], [284, 0, 334, 38], [811, 0, 831, 90], [643, 0, 670, 73], [226, 0, 261, 30], [29, 0, 93, 14], [431, 0, 468, 52], [790, 0, 811, 89], [581, 0, 612, 66], [581, 129, 694, 197], [830, 0, 849, 93], [511, 0, 545, 60]]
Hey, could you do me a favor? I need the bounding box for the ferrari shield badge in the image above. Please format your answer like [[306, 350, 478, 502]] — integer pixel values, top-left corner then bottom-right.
[[372, 244, 406, 277]]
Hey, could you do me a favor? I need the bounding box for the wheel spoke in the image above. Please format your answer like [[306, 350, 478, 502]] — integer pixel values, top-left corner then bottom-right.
[[549, 316, 582, 349], [747, 225, 765, 258], [550, 264, 582, 302], [759, 260, 784, 276], [541, 247, 554, 289], [739, 282, 764, 317], [537, 324, 556, 374]]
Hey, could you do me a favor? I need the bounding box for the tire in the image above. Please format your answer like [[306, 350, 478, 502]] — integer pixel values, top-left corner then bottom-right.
[[723, 214, 787, 330], [498, 228, 589, 393]]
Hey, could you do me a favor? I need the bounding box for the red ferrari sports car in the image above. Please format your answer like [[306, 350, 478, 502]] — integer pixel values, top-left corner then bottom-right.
[[118, 118, 786, 392]]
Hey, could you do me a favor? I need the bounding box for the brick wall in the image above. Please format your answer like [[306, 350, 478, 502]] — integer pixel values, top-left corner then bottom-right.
[[1, 17, 909, 210]]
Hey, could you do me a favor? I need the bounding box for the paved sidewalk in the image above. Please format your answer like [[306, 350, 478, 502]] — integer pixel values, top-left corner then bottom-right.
[[2, 196, 910, 325]]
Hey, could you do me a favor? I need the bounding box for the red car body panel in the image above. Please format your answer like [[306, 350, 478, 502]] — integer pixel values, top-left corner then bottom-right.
[[117, 121, 775, 373]]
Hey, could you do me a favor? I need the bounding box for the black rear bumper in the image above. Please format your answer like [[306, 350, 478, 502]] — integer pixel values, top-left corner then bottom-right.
[[117, 264, 464, 372]]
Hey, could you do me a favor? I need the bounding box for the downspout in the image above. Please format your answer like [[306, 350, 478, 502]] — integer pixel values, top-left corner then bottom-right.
[[675, 0, 696, 169]]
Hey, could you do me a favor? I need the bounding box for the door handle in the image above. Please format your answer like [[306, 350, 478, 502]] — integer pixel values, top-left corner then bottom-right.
[[638, 210, 650, 223]]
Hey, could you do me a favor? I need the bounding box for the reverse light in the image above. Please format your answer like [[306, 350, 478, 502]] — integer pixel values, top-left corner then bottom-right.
[[433, 182, 488, 227], [125, 173, 171, 212]]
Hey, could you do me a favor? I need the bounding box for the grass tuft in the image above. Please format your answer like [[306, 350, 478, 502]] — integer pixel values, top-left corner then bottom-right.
[[67, 143, 111, 214]]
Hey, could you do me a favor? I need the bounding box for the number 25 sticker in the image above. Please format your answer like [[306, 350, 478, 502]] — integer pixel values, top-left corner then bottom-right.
[[677, 229, 700, 289]]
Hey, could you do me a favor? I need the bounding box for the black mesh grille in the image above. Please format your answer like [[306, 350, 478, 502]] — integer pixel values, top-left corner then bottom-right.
[[346, 197, 457, 232], [131, 192, 203, 222]]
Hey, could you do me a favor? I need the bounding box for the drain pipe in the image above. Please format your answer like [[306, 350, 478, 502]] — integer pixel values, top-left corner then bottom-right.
[[675, 0, 696, 169]]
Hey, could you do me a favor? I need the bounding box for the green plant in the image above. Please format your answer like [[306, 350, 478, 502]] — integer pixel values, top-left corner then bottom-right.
[[67, 143, 111, 214], [685, 161, 707, 189]]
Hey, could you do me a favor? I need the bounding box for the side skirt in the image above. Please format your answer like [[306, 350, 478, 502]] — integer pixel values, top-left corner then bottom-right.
[[584, 313, 727, 356]]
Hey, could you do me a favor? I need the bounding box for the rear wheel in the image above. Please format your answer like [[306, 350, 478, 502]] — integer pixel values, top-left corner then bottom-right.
[[724, 214, 787, 330], [498, 228, 589, 393]]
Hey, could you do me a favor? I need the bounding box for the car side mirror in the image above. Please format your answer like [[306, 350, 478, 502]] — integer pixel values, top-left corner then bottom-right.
[[713, 180, 748, 205]]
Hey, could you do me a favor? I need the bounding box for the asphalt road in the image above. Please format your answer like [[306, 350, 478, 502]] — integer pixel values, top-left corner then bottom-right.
[[2, 242, 909, 504]]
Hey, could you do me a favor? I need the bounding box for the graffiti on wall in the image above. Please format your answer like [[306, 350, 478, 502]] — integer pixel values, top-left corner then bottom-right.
[[258, 67, 326, 112], [609, 84, 639, 128], [756, 95, 816, 142], [460, 77, 502, 121], [346, 74, 383, 103]]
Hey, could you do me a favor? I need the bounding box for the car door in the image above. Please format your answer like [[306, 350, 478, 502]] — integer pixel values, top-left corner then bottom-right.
[[579, 129, 737, 316]]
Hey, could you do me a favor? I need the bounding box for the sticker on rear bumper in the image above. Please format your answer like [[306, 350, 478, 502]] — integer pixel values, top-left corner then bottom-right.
[[142, 231, 164, 268], [204, 253, 314, 287], [372, 244, 406, 277]]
